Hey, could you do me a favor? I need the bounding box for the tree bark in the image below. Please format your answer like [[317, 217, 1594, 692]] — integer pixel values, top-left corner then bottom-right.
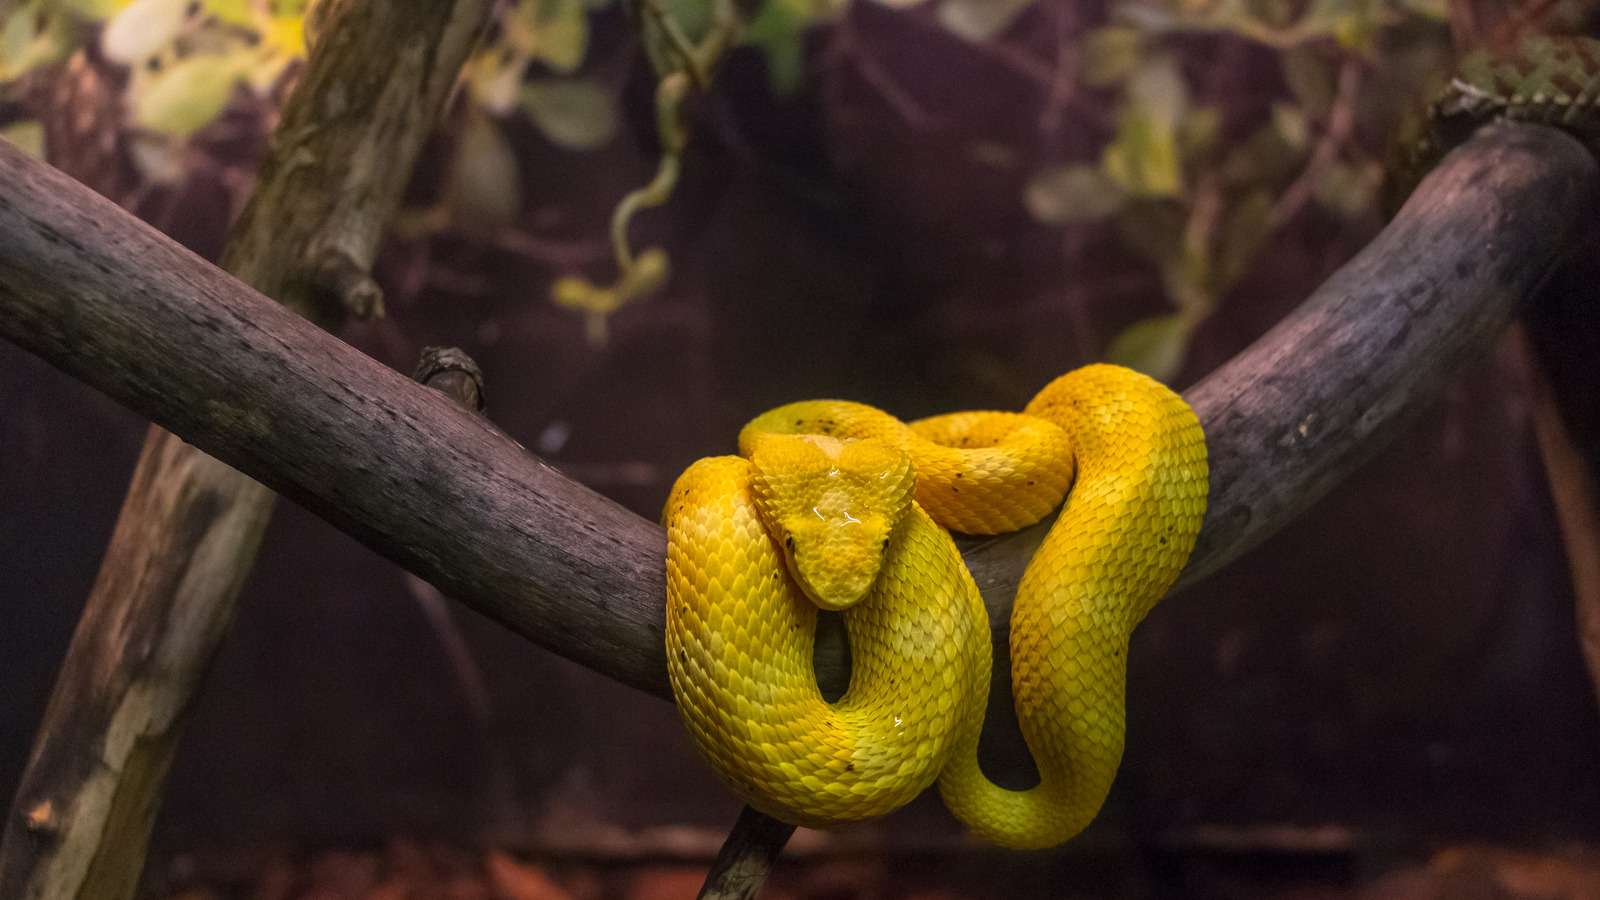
[[1, 118, 1588, 703], [696, 807, 796, 900], [0, 2, 491, 898], [0, 122, 1592, 704]]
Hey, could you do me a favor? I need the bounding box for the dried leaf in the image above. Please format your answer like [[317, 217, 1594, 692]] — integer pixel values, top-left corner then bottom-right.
[[101, 0, 188, 63], [1023, 164, 1125, 224], [936, 0, 1034, 43], [1104, 313, 1191, 382], [448, 112, 523, 228], [521, 79, 618, 150]]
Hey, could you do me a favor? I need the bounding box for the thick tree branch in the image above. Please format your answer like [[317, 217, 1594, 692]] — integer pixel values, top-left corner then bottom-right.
[[0, 124, 1592, 709], [0, 2, 491, 898]]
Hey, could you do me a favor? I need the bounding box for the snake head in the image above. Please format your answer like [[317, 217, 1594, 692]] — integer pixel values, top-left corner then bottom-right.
[[747, 434, 916, 611]]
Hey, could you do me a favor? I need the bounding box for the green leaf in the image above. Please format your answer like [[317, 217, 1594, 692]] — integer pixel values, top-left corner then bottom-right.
[[1270, 101, 1309, 150], [131, 54, 244, 137], [1127, 53, 1187, 129], [1104, 313, 1191, 382], [1081, 26, 1142, 87], [743, 0, 812, 94], [1314, 159, 1379, 218], [1102, 109, 1183, 197], [521, 79, 618, 150], [1, 7, 70, 80], [1114, 201, 1185, 269], [1179, 105, 1222, 160], [0, 119, 43, 158], [936, 0, 1034, 43], [101, 0, 187, 63], [1102, 56, 1188, 198], [1215, 189, 1273, 293], [468, 49, 530, 115], [203, 0, 255, 27], [55, 0, 128, 20], [1221, 120, 1300, 185], [1023, 164, 1125, 224], [1280, 46, 1334, 119], [508, 0, 589, 73], [448, 112, 523, 228]]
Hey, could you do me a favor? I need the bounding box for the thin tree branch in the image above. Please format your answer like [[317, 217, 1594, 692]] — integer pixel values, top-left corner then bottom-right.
[[0, 2, 492, 898], [0, 123, 1591, 709], [696, 807, 796, 900]]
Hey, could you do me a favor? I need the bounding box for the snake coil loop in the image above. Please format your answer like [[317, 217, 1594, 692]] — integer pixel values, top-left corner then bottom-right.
[[664, 364, 1208, 848]]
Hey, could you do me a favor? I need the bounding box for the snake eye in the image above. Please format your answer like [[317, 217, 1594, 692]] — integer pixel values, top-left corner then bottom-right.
[[881, 538, 891, 557], [785, 535, 796, 552]]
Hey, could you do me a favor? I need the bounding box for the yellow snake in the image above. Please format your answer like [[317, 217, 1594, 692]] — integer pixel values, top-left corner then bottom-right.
[[663, 364, 1208, 848]]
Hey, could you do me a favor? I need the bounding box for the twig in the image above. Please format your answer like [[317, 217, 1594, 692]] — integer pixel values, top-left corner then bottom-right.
[[0, 123, 1587, 707], [828, 11, 940, 130], [696, 808, 797, 900], [407, 346, 521, 834], [1269, 59, 1363, 229], [1038, 0, 1080, 138]]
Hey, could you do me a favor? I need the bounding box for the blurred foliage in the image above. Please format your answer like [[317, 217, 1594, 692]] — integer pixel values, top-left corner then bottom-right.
[[3, 0, 1585, 371], [1020, 0, 1461, 381]]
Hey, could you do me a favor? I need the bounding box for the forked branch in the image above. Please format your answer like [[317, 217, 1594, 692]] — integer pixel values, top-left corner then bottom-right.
[[0, 123, 1592, 706]]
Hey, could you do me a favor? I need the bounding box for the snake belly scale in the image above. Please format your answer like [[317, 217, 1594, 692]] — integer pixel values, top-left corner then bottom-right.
[[664, 364, 1208, 848]]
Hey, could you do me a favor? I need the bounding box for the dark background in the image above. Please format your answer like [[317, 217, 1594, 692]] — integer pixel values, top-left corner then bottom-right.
[[3, 2, 1598, 896]]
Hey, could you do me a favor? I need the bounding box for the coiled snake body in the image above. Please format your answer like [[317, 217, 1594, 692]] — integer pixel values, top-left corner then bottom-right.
[[665, 30, 1600, 850], [664, 365, 1207, 848]]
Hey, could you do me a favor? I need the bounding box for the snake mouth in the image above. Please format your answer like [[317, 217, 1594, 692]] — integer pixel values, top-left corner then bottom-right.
[[782, 523, 888, 611]]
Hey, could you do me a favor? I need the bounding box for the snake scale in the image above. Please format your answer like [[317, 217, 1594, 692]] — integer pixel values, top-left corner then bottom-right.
[[663, 31, 1600, 851], [665, 365, 1207, 848]]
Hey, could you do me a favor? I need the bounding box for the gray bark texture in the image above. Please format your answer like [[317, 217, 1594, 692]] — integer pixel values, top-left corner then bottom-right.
[[0, 120, 1592, 736]]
